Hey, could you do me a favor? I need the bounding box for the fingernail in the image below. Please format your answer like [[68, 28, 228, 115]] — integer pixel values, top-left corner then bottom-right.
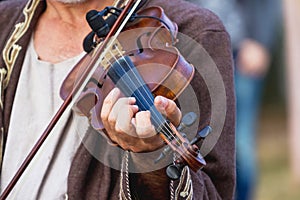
[[112, 88, 119, 95], [132, 105, 139, 111], [128, 97, 136, 104]]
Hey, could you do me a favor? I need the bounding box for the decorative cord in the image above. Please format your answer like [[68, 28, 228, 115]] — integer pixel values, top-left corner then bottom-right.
[[174, 166, 193, 200], [119, 152, 193, 200], [119, 151, 132, 200], [170, 153, 176, 200]]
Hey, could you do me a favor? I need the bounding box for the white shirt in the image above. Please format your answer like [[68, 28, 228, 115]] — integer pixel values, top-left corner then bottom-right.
[[0, 36, 88, 199]]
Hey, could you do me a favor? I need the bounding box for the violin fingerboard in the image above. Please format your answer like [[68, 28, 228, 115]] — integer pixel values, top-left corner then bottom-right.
[[108, 56, 166, 130]]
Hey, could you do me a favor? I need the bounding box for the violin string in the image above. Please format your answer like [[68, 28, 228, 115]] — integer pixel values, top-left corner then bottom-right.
[[103, 47, 182, 147], [103, 54, 177, 144]]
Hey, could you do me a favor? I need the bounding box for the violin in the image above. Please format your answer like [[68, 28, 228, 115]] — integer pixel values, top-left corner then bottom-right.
[[0, 0, 209, 198], [60, 4, 206, 177]]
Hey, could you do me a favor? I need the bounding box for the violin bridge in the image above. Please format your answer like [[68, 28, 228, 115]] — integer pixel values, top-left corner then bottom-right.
[[99, 39, 125, 70]]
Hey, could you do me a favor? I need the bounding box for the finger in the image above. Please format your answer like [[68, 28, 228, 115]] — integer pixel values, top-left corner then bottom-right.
[[115, 103, 139, 135], [108, 97, 136, 126], [101, 88, 121, 121], [135, 111, 156, 138], [154, 96, 181, 126]]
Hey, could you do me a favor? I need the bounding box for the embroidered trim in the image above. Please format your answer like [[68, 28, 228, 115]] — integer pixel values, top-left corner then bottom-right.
[[0, 68, 7, 109], [0, 0, 39, 176], [63, 193, 68, 200], [0, 127, 4, 168], [2, 0, 40, 89]]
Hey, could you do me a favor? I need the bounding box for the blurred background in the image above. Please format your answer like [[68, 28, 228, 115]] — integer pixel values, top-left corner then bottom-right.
[[186, 0, 300, 199], [257, 1, 300, 199]]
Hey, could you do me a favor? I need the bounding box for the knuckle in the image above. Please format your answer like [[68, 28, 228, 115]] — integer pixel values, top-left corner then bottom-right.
[[166, 100, 177, 112], [103, 97, 114, 106], [136, 125, 155, 138], [100, 110, 108, 120], [108, 115, 116, 125]]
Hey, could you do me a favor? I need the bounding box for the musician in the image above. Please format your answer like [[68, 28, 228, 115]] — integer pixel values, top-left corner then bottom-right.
[[0, 0, 235, 199]]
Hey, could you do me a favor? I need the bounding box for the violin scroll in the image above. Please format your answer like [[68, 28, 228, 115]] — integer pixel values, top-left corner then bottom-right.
[[164, 125, 212, 180]]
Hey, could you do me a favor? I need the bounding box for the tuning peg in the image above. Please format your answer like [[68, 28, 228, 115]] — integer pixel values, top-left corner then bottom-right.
[[177, 112, 197, 131], [190, 126, 212, 145], [166, 162, 184, 180]]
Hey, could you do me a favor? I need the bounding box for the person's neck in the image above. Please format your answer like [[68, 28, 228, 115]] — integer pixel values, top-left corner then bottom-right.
[[44, 0, 114, 26], [33, 0, 114, 63]]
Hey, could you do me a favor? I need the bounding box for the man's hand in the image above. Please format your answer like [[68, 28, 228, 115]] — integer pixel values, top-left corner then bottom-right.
[[100, 88, 182, 152]]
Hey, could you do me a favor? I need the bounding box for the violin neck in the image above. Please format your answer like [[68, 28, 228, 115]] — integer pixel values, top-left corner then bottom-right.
[[107, 55, 168, 132]]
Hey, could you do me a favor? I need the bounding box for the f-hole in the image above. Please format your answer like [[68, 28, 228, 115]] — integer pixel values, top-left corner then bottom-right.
[[136, 31, 151, 54]]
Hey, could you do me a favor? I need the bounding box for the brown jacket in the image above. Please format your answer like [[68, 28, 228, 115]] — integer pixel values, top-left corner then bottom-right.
[[0, 0, 235, 199]]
